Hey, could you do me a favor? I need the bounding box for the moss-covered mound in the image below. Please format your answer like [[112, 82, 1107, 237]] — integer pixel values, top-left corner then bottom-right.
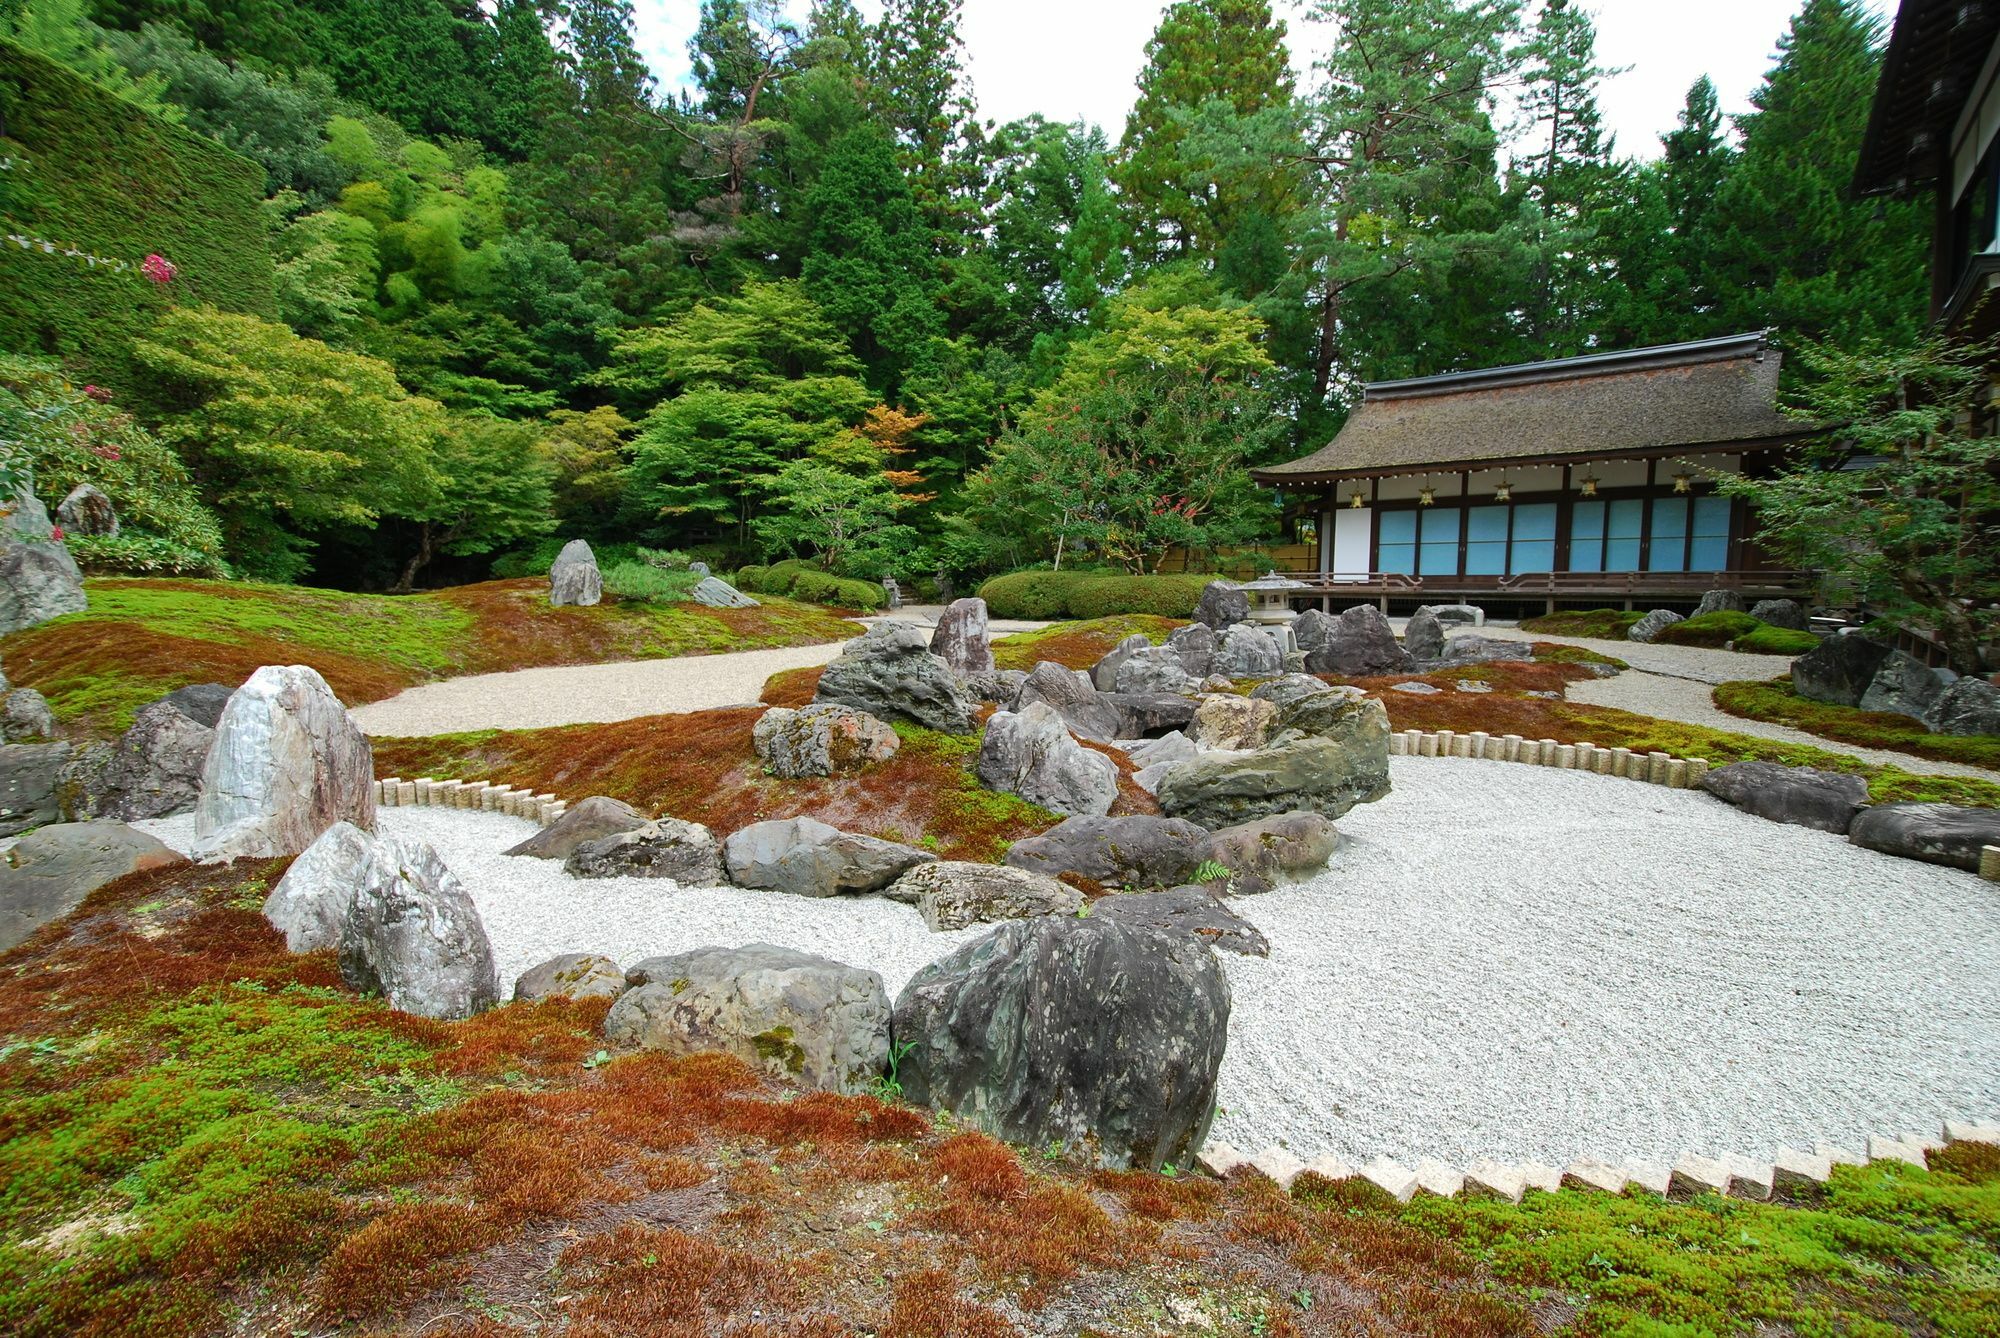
[[1716, 677, 2000, 772], [1657, 611, 1817, 655], [992, 614, 1186, 671], [1518, 608, 1645, 639]]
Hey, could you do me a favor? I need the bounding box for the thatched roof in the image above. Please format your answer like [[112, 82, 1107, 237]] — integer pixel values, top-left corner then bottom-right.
[[1254, 332, 1809, 485]]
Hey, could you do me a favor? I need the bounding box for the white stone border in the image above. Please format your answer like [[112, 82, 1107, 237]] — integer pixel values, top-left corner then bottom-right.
[[1387, 728, 1712, 789], [372, 776, 566, 826], [1199, 1121, 2000, 1203]]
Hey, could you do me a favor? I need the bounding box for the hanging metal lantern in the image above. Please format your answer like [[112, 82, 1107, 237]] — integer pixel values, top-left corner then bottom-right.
[[1418, 486, 1435, 507], [1672, 472, 1692, 494], [1348, 490, 1366, 508], [1579, 475, 1599, 497], [1494, 480, 1513, 502]]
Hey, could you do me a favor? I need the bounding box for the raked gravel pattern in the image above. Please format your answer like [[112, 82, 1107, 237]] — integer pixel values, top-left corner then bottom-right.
[[138, 756, 2000, 1169]]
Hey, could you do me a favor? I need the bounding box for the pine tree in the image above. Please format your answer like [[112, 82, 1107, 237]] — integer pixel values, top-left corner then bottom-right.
[[869, 0, 983, 237], [488, 0, 560, 159]]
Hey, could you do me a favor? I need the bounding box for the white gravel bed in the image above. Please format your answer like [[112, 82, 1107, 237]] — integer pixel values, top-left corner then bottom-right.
[[1467, 621, 1795, 684], [137, 757, 2000, 1169]]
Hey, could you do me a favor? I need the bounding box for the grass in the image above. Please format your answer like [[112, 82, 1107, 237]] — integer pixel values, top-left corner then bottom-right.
[[1, 578, 862, 734], [1715, 677, 2000, 772], [991, 614, 1186, 672], [1519, 608, 1645, 639], [1658, 611, 1818, 655]]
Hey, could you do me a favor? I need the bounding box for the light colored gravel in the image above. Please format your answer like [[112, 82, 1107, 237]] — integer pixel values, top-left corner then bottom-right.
[[1467, 621, 1801, 685], [137, 756, 2000, 1168]]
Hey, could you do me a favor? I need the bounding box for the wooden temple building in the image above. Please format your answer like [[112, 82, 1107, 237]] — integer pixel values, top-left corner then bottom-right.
[[1249, 332, 1820, 614]]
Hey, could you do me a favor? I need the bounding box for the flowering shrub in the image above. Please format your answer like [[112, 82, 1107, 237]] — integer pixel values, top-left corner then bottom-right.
[[49, 524, 64, 542], [140, 252, 178, 285], [81, 384, 111, 403]]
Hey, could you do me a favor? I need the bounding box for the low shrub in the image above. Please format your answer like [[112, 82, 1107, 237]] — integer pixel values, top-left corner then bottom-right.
[[978, 571, 1083, 620], [733, 564, 769, 591], [1518, 608, 1645, 639], [739, 558, 825, 596], [1733, 623, 1819, 655], [978, 570, 1217, 620], [600, 563, 700, 603], [790, 570, 885, 611], [1655, 610, 1761, 647]]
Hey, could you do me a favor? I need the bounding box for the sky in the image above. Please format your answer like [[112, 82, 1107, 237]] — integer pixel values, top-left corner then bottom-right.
[[630, 0, 1900, 159]]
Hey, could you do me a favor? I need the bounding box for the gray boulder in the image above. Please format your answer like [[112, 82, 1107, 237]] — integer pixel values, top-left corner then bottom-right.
[[262, 820, 376, 952], [976, 701, 1117, 818], [1113, 645, 1195, 695], [1291, 607, 1337, 651], [1928, 678, 2000, 737], [1750, 598, 1808, 631], [1192, 580, 1248, 629], [55, 484, 117, 537], [689, 560, 711, 578], [1699, 762, 1870, 835], [1391, 681, 1442, 694], [1090, 886, 1270, 957], [1, 688, 55, 741], [892, 916, 1231, 1171], [338, 836, 501, 1019], [1848, 803, 2000, 872], [1091, 633, 1155, 691], [1165, 622, 1217, 679], [191, 665, 375, 860], [1792, 634, 1895, 708], [1248, 674, 1335, 710], [1402, 608, 1445, 662], [1189, 694, 1276, 751], [1857, 652, 1949, 723], [1122, 730, 1196, 769], [612, 944, 890, 1093], [514, 953, 628, 1002], [1427, 635, 1536, 668], [722, 815, 934, 897], [0, 821, 185, 951], [814, 623, 976, 734], [1418, 603, 1484, 627], [1157, 722, 1390, 830], [0, 741, 73, 837], [58, 687, 222, 821], [505, 795, 647, 860], [1627, 609, 1683, 643], [548, 539, 602, 607], [1103, 690, 1198, 737], [1198, 811, 1340, 893], [0, 488, 86, 635], [1017, 660, 1123, 742], [1693, 589, 1745, 617], [160, 682, 233, 729], [753, 702, 899, 778], [566, 818, 726, 885], [1213, 624, 1283, 678], [930, 597, 994, 677], [1303, 605, 1408, 676], [1003, 813, 1210, 888], [1269, 689, 1390, 747], [887, 860, 1082, 931], [689, 575, 757, 608]]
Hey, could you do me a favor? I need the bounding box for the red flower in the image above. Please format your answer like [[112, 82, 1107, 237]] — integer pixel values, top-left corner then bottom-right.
[[91, 444, 122, 461], [81, 384, 111, 403], [141, 253, 177, 285], [49, 525, 65, 542]]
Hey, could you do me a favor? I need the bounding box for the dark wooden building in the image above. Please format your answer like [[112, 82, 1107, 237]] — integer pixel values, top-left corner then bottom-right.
[[1249, 332, 1820, 613]]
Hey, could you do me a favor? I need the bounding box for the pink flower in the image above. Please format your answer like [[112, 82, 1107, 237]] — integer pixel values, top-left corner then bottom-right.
[[81, 384, 111, 403], [141, 253, 177, 285], [91, 444, 122, 461], [49, 525, 65, 542]]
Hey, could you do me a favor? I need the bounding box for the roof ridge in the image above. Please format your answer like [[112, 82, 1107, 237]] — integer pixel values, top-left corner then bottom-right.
[[1364, 332, 1772, 402]]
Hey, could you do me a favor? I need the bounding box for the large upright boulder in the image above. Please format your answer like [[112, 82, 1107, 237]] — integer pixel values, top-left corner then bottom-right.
[[1192, 581, 1249, 629], [1750, 598, 1809, 631], [1792, 633, 1894, 708], [0, 742, 72, 836], [0, 821, 185, 952], [1857, 652, 1949, 723], [548, 539, 602, 607], [1003, 813, 1210, 888], [0, 489, 86, 634], [1291, 607, 1337, 651], [1401, 607, 1445, 662], [1016, 660, 1123, 741], [1091, 634, 1154, 691], [60, 685, 228, 821], [976, 701, 1118, 817], [56, 484, 118, 538], [1698, 762, 1869, 835], [753, 703, 899, 778], [337, 835, 501, 1019], [1928, 678, 2000, 737], [814, 623, 976, 734], [1213, 624, 1282, 678], [612, 945, 890, 1094], [722, 815, 935, 897], [262, 820, 378, 952], [191, 666, 375, 861], [892, 916, 1231, 1171], [1693, 589, 1745, 617], [1165, 622, 1216, 679], [1113, 645, 1195, 696], [1302, 606, 1408, 676], [930, 597, 994, 677]]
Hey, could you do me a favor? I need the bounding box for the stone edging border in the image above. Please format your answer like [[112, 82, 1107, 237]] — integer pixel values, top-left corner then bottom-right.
[[373, 776, 566, 826], [1198, 1120, 2000, 1204], [1388, 727, 1711, 788]]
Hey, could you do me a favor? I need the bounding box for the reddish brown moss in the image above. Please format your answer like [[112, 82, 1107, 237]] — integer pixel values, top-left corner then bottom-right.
[[761, 664, 825, 707]]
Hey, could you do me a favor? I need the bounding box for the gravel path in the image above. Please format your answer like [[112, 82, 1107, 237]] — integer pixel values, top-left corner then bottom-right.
[[1466, 621, 1796, 685], [140, 757, 2000, 1168]]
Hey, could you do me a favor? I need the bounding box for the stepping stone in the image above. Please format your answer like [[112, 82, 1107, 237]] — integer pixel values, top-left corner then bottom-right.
[[1622, 1160, 1672, 1197], [1462, 1161, 1526, 1204], [1560, 1159, 1627, 1194], [1412, 1158, 1464, 1199], [1772, 1148, 1833, 1195]]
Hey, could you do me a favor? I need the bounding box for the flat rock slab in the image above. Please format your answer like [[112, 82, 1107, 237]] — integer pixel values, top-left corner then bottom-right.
[[1003, 813, 1210, 889], [886, 860, 1082, 931], [723, 815, 934, 897], [1700, 761, 1869, 834], [1849, 803, 2000, 872], [1090, 886, 1270, 957], [0, 821, 186, 951]]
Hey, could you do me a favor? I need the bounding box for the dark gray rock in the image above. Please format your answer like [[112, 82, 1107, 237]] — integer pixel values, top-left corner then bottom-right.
[[931, 597, 994, 677], [514, 953, 628, 1002], [1, 688, 55, 741], [1249, 673, 1336, 710], [1157, 697, 1391, 830], [891, 916, 1230, 1171], [1017, 660, 1123, 741], [886, 860, 1082, 931], [1928, 678, 2000, 737], [1750, 598, 1808, 631], [1857, 652, 1949, 723], [753, 702, 899, 778], [1627, 608, 1683, 643], [566, 818, 726, 885], [1302, 605, 1409, 676], [1193, 581, 1248, 629], [814, 623, 976, 734], [548, 538, 602, 607], [1103, 690, 1198, 737], [1848, 803, 2000, 872], [160, 683, 232, 730], [0, 741, 72, 837], [262, 820, 377, 951], [1291, 607, 1337, 651], [1198, 811, 1341, 893], [1113, 645, 1195, 695], [1003, 813, 1210, 888], [58, 688, 219, 821], [988, 668, 1028, 709], [1698, 762, 1870, 835], [56, 483, 118, 537], [0, 488, 86, 634], [1791, 634, 1893, 708], [1213, 624, 1282, 678], [722, 815, 935, 897], [1402, 608, 1445, 662], [505, 795, 646, 860], [1694, 589, 1745, 617], [0, 820, 185, 951], [976, 702, 1118, 817], [690, 575, 757, 608], [1091, 633, 1155, 691], [1425, 635, 1536, 668], [613, 944, 890, 1093], [1165, 622, 1216, 679], [1090, 886, 1270, 957], [338, 836, 501, 1019]]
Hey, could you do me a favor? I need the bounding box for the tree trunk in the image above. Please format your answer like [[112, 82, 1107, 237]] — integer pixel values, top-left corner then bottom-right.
[[393, 522, 435, 595]]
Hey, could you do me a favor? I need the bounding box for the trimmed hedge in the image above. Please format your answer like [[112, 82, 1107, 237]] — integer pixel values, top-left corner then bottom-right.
[[734, 558, 825, 596], [790, 570, 885, 611], [977, 570, 1215, 620], [0, 42, 276, 385], [1657, 611, 1815, 655]]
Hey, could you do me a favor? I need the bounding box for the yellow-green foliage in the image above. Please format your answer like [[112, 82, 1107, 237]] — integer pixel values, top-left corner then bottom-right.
[[0, 42, 275, 383], [978, 570, 1212, 620], [992, 614, 1184, 670], [1716, 678, 2000, 773]]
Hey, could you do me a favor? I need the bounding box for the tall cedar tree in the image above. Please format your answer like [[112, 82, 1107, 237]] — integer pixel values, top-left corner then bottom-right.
[[870, 0, 984, 240]]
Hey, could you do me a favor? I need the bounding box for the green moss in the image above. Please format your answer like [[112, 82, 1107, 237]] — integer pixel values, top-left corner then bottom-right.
[[1733, 623, 1819, 656], [751, 1027, 807, 1075], [1653, 611, 1815, 655], [1715, 678, 2000, 774], [991, 615, 1184, 671], [1519, 609, 1645, 639], [1532, 642, 1629, 669]]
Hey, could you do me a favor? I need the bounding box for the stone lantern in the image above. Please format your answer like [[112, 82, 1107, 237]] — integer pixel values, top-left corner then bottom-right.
[[1237, 571, 1307, 629]]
